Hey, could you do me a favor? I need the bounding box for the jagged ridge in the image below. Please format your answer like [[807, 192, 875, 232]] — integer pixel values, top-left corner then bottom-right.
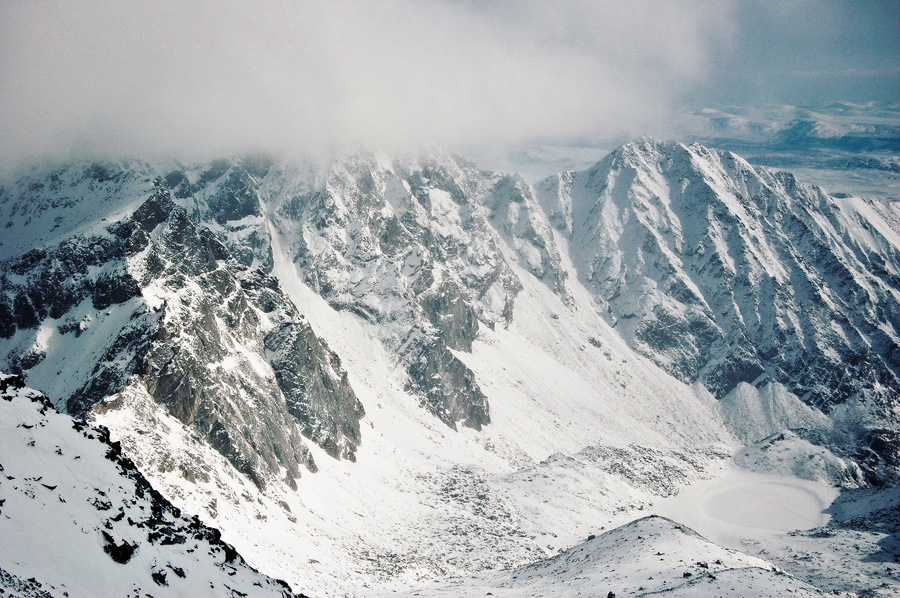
[[536, 138, 900, 481], [0, 173, 363, 488], [0, 372, 307, 597]]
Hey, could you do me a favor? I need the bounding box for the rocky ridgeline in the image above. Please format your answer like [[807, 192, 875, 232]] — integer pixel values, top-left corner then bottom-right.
[[0, 172, 362, 489], [1, 141, 898, 485], [537, 139, 900, 482], [0, 150, 565, 479], [161, 151, 565, 430], [255, 152, 566, 429], [0, 373, 307, 597]]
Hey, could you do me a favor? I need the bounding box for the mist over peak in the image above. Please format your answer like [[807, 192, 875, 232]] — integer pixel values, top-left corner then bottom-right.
[[1, 1, 736, 168]]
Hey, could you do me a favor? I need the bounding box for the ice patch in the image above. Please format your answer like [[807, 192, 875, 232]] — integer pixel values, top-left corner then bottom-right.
[[654, 463, 839, 551]]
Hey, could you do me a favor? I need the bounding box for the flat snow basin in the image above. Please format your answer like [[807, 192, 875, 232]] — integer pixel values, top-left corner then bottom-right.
[[704, 481, 828, 531], [653, 462, 839, 549]]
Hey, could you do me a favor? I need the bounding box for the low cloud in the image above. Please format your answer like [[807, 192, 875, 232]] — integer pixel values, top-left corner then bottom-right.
[[0, 1, 741, 166]]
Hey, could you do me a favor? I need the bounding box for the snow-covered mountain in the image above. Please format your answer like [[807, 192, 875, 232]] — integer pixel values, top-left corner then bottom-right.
[[0, 372, 306, 597], [686, 103, 900, 154], [536, 138, 899, 482], [0, 140, 897, 595]]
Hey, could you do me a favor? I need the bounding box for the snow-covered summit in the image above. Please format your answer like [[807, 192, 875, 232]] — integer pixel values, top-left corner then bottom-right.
[[537, 138, 899, 480]]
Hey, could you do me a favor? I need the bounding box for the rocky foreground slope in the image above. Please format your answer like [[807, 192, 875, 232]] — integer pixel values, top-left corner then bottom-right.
[[0, 372, 306, 597]]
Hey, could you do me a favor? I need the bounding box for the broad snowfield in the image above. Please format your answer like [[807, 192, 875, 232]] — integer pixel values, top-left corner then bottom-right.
[[1, 135, 898, 596]]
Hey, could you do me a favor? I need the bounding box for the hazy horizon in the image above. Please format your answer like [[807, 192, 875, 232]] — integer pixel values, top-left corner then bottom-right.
[[1, 1, 897, 169]]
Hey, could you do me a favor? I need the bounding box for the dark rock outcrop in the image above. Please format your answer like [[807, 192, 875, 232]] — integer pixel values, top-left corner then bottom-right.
[[265, 321, 364, 461], [0, 175, 367, 488]]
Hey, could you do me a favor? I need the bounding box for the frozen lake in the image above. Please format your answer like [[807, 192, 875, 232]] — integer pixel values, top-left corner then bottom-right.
[[653, 462, 839, 548], [704, 480, 829, 531]]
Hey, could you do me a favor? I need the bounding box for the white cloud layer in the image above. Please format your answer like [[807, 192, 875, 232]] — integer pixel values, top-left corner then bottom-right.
[[0, 0, 738, 165], [3, 1, 897, 168]]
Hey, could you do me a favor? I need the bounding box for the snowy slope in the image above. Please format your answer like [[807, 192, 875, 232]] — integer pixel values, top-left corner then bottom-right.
[[1, 141, 898, 596], [535, 138, 900, 482], [392, 516, 830, 598], [84, 243, 739, 596], [0, 373, 305, 597]]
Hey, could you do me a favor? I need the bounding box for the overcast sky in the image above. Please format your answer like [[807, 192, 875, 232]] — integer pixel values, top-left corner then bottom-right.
[[0, 1, 897, 167]]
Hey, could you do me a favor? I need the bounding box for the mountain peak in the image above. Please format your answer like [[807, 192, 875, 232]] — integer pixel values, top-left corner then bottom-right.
[[536, 140, 899, 480]]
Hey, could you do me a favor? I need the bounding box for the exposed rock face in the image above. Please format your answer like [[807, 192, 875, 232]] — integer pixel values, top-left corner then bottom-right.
[[0, 150, 565, 476], [0, 173, 364, 488], [264, 154, 497, 429], [259, 152, 565, 429], [126, 189, 326, 487], [265, 321, 363, 460], [536, 138, 900, 481]]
